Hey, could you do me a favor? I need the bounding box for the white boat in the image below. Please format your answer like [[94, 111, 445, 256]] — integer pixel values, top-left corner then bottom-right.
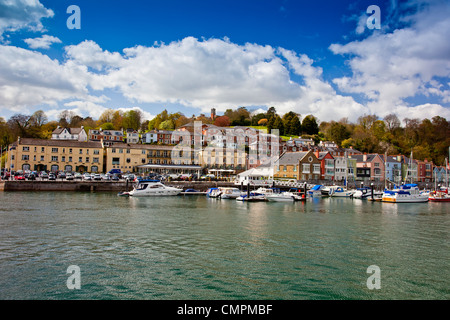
[[266, 191, 305, 202], [381, 184, 429, 203], [329, 186, 354, 197], [352, 187, 383, 199], [236, 192, 267, 202], [127, 179, 183, 197], [219, 187, 243, 199], [321, 185, 341, 196]]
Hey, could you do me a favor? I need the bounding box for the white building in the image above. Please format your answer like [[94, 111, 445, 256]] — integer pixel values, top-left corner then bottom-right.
[[51, 126, 87, 142]]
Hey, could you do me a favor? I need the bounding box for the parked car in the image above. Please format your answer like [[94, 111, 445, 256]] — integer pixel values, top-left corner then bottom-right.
[[40, 172, 48, 179], [74, 172, 82, 180], [66, 173, 74, 180], [57, 172, 66, 180], [93, 174, 101, 181], [14, 175, 26, 180], [83, 173, 92, 180], [111, 174, 120, 181], [48, 173, 56, 181]]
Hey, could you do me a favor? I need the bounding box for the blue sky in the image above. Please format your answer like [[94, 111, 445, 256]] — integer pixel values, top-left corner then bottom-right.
[[0, 0, 449, 123]]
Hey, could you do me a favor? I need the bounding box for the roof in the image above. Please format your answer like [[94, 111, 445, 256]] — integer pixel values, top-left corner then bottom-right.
[[52, 127, 84, 135], [15, 138, 102, 148], [276, 151, 310, 165], [349, 154, 382, 162]]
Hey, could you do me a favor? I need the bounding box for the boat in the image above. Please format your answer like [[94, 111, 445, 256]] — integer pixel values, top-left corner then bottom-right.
[[218, 187, 243, 199], [308, 185, 324, 197], [352, 187, 383, 199], [329, 186, 354, 197], [127, 179, 183, 197], [321, 185, 341, 196], [265, 191, 306, 202], [428, 187, 450, 202], [381, 184, 429, 203], [236, 192, 267, 202], [206, 187, 219, 197]]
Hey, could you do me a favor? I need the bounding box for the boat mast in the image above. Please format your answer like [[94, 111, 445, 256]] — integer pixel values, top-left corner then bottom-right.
[[384, 152, 387, 190], [345, 150, 348, 188]]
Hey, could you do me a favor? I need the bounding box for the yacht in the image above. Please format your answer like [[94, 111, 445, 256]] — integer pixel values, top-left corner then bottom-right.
[[381, 184, 429, 203], [321, 185, 341, 196], [329, 186, 354, 197], [352, 187, 383, 199], [428, 187, 450, 202], [236, 192, 267, 202], [266, 191, 305, 202], [127, 179, 183, 197], [219, 187, 243, 199]]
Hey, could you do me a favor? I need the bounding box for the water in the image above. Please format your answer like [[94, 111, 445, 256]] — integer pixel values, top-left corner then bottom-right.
[[0, 191, 448, 300]]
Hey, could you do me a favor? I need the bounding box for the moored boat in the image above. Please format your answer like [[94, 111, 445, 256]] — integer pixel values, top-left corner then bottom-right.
[[127, 179, 183, 197], [428, 187, 450, 202], [381, 184, 429, 203], [329, 186, 354, 197], [308, 185, 324, 197], [219, 187, 243, 199]]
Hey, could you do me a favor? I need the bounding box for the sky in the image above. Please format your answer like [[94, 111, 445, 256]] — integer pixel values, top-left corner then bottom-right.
[[0, 0, 449, 124]]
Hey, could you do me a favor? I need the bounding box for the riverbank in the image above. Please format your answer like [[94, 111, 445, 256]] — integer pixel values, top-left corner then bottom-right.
[[0, 180, 237, 192]]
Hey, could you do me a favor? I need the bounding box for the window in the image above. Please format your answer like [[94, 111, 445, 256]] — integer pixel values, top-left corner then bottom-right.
[[40, 155, 44, 161], [23, 146, 30, 151], [52, 148, 58, 153], [126, 158, 131, 163], [69, 157, 72, 162], [119, 149, 123, 153], [51, 156, 58, 162], [86, 157, 89, 163], [94, 149, 99, 155], [93, 157, 99, 163], [22, 155, 29, 160], [61, 156, 66, 162], [293, 165, 297, 172], [313, 164, 321, 174], [112, 157, 120, 165], [126, 149, 130, 154], [78, 157, 82, 162], [69, 148, 72, 154], [41, 147, 45, 152], [34, 147, 37, 152], [79, 149, 83, 154], [142, 150, 146, 155], [112, 148, 116, 153], [302, 163, 310, 173]]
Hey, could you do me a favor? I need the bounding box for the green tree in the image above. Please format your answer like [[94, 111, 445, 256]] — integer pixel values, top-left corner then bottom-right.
[[301, 115, 319, 135]]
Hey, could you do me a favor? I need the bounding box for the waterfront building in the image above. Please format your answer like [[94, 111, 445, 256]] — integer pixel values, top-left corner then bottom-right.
[[51, 126, 87, 142], [350, 153, 385, 182], [334, 156, 347, 182], [383, 155, 402, 184], [274, 150, 321, 180], [417, 159, 434, 182], [314, 151, 335, 180], [105, 143, 179, 173], [9, 137, 103, 173]]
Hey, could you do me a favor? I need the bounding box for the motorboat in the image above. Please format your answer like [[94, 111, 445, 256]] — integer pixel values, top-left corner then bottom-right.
[[236, 192, 267, 202], [329, 186, 354, 197], [218, 187, 243, 199], [127, 179, 183, 197], [381, 184, 429, 203], [428, 187, 450, 202], [308, 185, 324, 197], [206, 187, 219, 197], [265, 191, 305, 202], [352, 187, 383, 199], [320, 185, 341, 196]]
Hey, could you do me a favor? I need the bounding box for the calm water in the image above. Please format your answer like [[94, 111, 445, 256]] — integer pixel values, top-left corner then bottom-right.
[[0, 191, 448, 300]]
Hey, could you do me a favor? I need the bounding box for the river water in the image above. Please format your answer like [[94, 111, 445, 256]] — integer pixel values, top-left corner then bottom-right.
[[0, 191, 448, 300]]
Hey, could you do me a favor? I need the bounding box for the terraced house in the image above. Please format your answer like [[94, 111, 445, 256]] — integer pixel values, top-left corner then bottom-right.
[[274, 150, 321, 180], [8, 137, 104, 173]]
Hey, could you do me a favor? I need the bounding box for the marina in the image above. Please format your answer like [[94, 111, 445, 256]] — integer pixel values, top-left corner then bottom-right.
[[0, 190, 448, 300]]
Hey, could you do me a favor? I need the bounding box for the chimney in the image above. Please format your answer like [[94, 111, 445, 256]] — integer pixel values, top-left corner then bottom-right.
[[314, 150, 319, 158], [363, 154, 367, 162]]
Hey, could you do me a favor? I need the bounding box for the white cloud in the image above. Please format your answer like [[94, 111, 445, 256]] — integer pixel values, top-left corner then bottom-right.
[[330, 0, 450, 119], [0, 0, 54, 40], [24, 35, 61, 49]]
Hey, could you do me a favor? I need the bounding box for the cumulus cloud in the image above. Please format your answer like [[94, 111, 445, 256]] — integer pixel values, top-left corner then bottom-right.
[[0, 0, 54, 40], [330, 0, 450, 119], [24, 34, 61, 49]]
